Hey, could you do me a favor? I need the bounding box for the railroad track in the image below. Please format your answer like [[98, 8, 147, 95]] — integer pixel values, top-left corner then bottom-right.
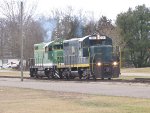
[[0, 75, 150, 84]]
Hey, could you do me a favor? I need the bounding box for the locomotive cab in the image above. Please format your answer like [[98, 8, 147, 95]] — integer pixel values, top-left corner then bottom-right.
[[87, 34, 120, 79], [90, 45, 120, 79]]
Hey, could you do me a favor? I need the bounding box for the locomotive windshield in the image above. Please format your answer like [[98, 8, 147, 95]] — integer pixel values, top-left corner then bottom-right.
[[90, 39, 112, 46], [90, 45, 113, 62]]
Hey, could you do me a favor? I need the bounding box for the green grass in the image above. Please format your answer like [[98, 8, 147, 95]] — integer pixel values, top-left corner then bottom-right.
[[0, 87, 150, 113]]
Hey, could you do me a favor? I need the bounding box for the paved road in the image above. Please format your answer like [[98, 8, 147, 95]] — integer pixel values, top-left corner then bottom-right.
[[0, 77, 150, 98]]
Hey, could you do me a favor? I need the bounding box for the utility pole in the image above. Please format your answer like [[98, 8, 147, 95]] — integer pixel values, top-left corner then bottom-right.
[[20, 1, 23, 81], [119, 46, 122, 69], [0, 22, 3, 67]]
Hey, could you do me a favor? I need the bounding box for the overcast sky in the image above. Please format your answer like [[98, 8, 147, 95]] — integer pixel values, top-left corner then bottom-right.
[[0, 0, 150, 21], [34, 0, 150, 21]]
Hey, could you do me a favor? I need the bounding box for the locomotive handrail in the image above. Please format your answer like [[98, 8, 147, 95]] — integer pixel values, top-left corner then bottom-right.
[[91, 54, 95, 73]]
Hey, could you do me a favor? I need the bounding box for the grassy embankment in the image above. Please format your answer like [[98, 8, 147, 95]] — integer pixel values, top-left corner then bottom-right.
[[0, 87, 150, 113]]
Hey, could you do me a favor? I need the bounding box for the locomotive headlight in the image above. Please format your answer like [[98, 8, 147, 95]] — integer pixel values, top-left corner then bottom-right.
[[113, 61, 118, 66], [97, 62, 102, 66]]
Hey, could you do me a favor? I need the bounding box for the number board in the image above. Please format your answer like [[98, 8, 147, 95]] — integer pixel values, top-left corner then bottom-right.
[[89, 36, 106, 40]]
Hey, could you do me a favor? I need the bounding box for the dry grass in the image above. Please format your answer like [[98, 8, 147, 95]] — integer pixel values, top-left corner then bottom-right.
[[119, 75, 150, 80], [0, 70, 29, 77], [121, 67, 150, 73], [0, 87, 150, 113]]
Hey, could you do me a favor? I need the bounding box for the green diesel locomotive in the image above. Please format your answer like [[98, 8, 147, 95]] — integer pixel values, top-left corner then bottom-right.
[[29, 33, 120, 80]]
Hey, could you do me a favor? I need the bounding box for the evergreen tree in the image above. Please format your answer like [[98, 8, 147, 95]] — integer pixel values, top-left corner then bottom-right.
[[116, 5, 150, 67]]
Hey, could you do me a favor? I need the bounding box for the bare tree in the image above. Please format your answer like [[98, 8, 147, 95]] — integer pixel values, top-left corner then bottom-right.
[[0, 0, 44, 61], [0, 19, 5, 60], [50, 7, 87, 40], [23, 20, 45, 59]]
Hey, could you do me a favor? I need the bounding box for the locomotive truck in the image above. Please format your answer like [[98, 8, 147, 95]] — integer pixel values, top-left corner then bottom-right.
[[29, 33, 120, 80]]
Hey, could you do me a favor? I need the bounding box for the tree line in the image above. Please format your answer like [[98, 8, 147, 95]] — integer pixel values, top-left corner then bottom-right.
[[0, 0, 150, 68]]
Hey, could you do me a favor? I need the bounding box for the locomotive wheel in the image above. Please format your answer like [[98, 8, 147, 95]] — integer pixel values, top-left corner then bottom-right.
[[51, 74, 55, 79], [79, 74, 83, 79], [35, 74, 38, 79], [51, 69, 55, 79], [108, 78, 111, 80], [93, 75, 96, 81], [66, 71, 70, 80], [78, 69, 83, 80], [30, 73, 34, 78], [59, 70, 64, 79], [82, 70, 89, 80], [62, 69, 71, 80], [86, 74, 90, 80], [101, 78, 104, 80], [45, 72, 51, 79], [59, 74, 63, 79], [70, 76, 75, 79], [47, 74, 51, 79]]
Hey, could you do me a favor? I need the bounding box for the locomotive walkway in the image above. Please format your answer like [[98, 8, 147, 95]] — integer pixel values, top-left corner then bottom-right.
[[0, 77, 150, 98]]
